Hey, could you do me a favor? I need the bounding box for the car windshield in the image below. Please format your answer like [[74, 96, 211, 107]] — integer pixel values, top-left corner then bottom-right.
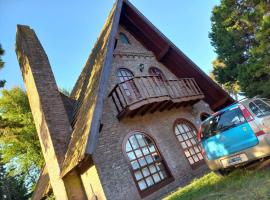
[[201, 106, 246, 140]]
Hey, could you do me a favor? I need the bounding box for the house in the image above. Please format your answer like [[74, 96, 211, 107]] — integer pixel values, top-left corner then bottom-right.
[[15, 0, 234, 199]]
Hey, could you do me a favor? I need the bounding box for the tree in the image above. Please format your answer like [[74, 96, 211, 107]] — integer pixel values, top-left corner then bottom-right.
[[211, 59, 240, 100], [0, 156, 28, 200], [210, 0, 270, 98], [0, 44, 6, 88], [0, 87, 44, 192]]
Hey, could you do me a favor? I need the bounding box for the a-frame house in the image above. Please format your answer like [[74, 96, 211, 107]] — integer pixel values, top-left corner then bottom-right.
[[15, 0, 234, 199]]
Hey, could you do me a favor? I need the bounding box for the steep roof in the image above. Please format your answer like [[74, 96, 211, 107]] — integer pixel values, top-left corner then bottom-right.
[[61, 0, 234, 176], [61, 0, 123, 176]]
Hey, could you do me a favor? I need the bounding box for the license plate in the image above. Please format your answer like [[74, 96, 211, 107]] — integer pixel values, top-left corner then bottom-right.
[[221, 154, 248, 168]]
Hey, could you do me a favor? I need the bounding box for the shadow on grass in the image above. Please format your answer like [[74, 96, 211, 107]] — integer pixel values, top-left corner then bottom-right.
[[164, 169, 270, 200]]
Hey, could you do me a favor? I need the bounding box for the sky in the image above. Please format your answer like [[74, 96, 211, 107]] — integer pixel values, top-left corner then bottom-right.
[[0, 0, 220, 91]]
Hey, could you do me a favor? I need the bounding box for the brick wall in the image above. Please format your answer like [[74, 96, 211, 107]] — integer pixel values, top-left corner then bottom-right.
[[81, 166, 107, 200], [89, 26, 213, 200], [16, 25, 86, 200]]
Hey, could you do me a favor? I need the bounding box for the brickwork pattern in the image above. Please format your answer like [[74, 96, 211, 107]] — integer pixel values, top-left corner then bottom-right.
[[90, 26, 212, 200]]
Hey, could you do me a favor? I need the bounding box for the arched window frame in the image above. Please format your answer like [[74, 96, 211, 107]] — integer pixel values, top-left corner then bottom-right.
[[148, 67, 166, 83], [173, 119, 204, 169], [119, 32, 130, 45], [116, 68, 134, 97], [122, 131, 173, 197]]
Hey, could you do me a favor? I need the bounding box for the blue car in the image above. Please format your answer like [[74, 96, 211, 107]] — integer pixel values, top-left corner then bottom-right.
[[198, 98, 270, 175]]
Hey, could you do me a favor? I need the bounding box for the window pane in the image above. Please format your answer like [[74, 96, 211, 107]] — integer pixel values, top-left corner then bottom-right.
[[249, 102, 261, 116], [136, 134, 146, 147], [142, 147, 150, 155], [142, 167, 150, 177], [126, 141, 132, 152], [149, 145, 155, 153], [138, 180, 147, 190], [184, 150, 190, 157], [134, 171, 143, 180], [127, 152, 136, 160], [254, 99, 270, 117], [188, 157, 194, 164], [146, 177, 154, 187], [135, 150, 142, 158], [181, 142, 187, 148], [191, 139, 196, 145], [138, 158, 147, 167], [131, 161, 140, 170], [186, 140, 191, 147], [129, 136, 139, 149], [187, 132, 192, 138], [149, 164, 157, 174], [177, 135, 183, 142], [159, 170, 167, 179], [145, 155, 153, 164], [153, 173, 161, 183]]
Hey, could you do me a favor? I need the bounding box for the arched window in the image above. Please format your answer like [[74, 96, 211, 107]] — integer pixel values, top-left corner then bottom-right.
[[200, 113, 210, 122], [148, 67, 166, 82], [117, 68, 134, 96], [124, 132, 172, 196], [119, 32, 130, 44], [174, 119, 204, 168]]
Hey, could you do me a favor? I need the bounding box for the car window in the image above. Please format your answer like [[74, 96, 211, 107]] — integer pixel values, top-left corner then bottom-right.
[[249, 102, 261, 116], [249, 99, 270, 117], [201, 107, 245, 140]]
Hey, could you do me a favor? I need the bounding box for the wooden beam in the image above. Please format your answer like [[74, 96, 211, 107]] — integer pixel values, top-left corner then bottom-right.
[[157, 45, 170, 61], [149, 101, 166, 113], [211, 96, 228, 111], [140, 104, 154, 116], [159, 101, 173, 112], [167, 102, 176, 110]]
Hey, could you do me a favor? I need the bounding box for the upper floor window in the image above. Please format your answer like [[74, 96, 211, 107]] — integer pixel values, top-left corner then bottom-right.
[[119, 32, 130, 44], [117, 68, 134, 96], [149, 67, 166, 83], [174, 119, 204, 168], [124, 132, 172, 197]]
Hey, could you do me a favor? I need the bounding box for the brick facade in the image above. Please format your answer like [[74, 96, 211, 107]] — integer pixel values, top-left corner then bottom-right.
[[82, 26, 213, 200]]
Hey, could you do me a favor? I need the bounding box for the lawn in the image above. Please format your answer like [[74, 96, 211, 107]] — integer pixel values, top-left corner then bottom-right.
[[164, 168, 270, 200]]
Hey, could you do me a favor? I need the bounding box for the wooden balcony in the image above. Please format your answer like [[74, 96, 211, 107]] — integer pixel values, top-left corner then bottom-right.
[[109, 76, 205, 119]]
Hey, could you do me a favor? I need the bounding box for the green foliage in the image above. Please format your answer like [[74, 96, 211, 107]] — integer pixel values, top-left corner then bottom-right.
[[212, 59, 240, 100], [0, 44, 6, 88], [210, 0, 270, 98], [0, 157, 28, 200], [165, 169, 270, 200], [0, 87, 44, 191]]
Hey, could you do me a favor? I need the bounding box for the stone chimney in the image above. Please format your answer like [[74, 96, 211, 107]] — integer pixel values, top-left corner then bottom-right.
[[15, 25, 86, 199]]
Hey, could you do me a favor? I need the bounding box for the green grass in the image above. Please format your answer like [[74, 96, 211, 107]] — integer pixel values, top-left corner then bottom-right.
[[164, 169, 270, 200]]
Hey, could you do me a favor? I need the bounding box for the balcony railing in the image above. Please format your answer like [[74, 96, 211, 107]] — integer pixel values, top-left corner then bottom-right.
[[109, 76, 204, 119]]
